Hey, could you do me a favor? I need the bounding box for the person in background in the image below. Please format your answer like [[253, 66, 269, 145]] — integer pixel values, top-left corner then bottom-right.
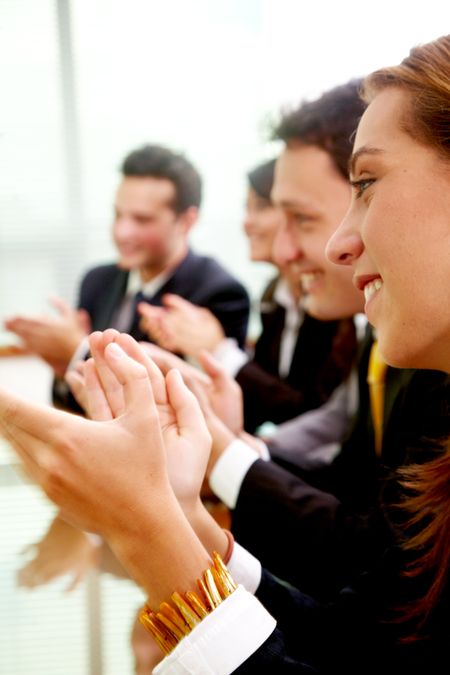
[[5, 144, 250, 408], [139, 158, 356, 433]]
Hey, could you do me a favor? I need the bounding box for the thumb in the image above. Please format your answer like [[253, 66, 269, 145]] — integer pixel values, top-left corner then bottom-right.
[[166, 369, 209, 444], [49, 296, 72, 317], [197, 350, 226, 381], [76, 308, 91, 333], [162, 294, 195, 312], [65, 566, 88, 593], [19, 542, 37, 556], [137, 302, 164, 320], [137, 302, 166, 327]]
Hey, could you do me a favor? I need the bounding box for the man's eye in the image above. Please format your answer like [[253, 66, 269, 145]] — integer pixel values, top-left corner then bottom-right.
[[350, 178, 375, 199], [291, 214, 313, 227]]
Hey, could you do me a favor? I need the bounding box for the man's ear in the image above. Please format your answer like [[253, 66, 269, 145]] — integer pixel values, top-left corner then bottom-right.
[[177, 206, 199, 235]]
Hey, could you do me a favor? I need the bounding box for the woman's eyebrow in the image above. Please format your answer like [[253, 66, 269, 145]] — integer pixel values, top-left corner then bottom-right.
[[349, 146, 384, 177]]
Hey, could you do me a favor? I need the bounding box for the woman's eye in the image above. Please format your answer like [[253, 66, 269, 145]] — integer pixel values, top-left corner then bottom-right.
[[350, 178, 375, 199]]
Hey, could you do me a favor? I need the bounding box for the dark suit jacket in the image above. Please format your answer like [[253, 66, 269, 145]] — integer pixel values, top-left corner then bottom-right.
[[236, 277, 357, 432], [236, 551, 449, 674], [234, 339, 450, 672], [53, 249, 249, 409], [78, 249, 249, 347], [232, 332, 450, 599]]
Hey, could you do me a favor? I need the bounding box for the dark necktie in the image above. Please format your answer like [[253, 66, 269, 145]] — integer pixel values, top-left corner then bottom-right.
[[113, 290, 145, 335], [128, 290, 146, 337]]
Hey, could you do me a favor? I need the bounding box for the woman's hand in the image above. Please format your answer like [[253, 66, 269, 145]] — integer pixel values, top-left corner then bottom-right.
[[0, 338, 174, 537], [0, 335, 220, 603]]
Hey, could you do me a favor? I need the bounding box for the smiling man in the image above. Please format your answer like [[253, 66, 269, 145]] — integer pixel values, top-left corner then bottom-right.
[[5, 145, 250, 406], [271, 136, 363, 322]]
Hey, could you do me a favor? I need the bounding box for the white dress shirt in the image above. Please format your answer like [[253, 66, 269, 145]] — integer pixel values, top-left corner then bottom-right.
[[208, 374, 358, 509], [212, 277, 303, 379]]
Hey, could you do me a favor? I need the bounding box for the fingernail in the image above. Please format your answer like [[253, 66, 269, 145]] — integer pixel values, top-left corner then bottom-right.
[[107, 342, 124, 359]]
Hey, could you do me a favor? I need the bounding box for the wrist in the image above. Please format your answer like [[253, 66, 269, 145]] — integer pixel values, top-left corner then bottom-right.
[[105, 483, 175, 543], [186, 499, 229, 560], [105, 493, 212, 605], [206, 417, 236, 476], [139, 550, 238, 656], [205, 331, 225, 354]]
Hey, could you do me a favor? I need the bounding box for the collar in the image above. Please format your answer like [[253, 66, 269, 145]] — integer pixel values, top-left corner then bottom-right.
[[273, 277, 302, 312], [125, 268, 173, 298]]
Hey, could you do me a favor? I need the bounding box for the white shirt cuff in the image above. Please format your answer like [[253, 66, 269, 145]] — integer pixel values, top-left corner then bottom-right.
[[153, 585, 276, 675], [209, 439, 260, 509], [227, 542, 262, 594], [211, 338, 249, 378], [250, 437, 270, 461]]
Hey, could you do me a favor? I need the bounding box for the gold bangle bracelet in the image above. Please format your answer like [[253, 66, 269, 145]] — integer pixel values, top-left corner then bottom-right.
[[139, 551, 237, 655]]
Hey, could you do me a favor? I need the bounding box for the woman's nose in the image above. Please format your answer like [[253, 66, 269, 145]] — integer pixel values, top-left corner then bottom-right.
[[326, 212, 364, 266]]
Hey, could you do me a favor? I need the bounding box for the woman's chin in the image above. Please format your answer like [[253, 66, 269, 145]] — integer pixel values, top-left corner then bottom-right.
[[377, 329, 442, 371]]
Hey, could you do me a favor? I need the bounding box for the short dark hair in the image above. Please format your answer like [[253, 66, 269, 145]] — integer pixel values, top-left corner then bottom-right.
[[247, 159, 276, 201], [121, 144, 202, 213], [273, 79, 366, 179]]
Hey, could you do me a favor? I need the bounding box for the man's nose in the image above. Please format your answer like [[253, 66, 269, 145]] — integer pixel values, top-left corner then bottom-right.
[[272, 225, 303, 267], [114, 217, 135, 239]]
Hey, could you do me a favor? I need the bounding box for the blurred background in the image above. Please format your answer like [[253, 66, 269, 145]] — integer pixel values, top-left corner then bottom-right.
[[0, 1, 448, 672]]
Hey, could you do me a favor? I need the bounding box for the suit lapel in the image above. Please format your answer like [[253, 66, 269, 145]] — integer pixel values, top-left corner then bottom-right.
[[93, 268, 129, 331], [150, 249, 195, 305]]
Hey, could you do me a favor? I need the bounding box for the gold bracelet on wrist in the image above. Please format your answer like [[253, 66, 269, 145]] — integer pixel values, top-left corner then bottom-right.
[[139, 551, 237, 655]]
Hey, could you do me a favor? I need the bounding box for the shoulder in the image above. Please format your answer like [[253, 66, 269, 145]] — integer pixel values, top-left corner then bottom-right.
[[181, 251, 248, 296], [80, 263, 122, 288], [79, 263, 126, 304]]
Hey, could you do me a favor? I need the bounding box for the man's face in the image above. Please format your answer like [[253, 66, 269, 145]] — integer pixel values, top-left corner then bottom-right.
[[271, 143, 364, 320], [243, 188, 285, 263], [112, 176, 186, 272]]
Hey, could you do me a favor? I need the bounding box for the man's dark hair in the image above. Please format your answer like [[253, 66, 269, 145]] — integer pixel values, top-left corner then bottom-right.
[[247, 159, 276, 201], [273, 79, 366, 179], [121, 144, 202, 213]]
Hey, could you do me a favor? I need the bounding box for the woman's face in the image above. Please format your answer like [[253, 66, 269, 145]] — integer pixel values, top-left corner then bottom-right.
[[243, 187, 285, 262], [327, 88, 450, 372]]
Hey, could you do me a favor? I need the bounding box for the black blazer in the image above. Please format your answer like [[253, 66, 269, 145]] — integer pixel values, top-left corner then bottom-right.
[[78, 249, 250, 347], [53, 249, 249, 410], [236, 277, 357, 432], [236, 550, 449, 674], [232, 332, 450, 599]]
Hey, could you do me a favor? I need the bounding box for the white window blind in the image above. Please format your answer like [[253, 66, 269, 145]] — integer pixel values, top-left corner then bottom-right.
[[0, 0, 96, 347], [0, 0, 278, 352]]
